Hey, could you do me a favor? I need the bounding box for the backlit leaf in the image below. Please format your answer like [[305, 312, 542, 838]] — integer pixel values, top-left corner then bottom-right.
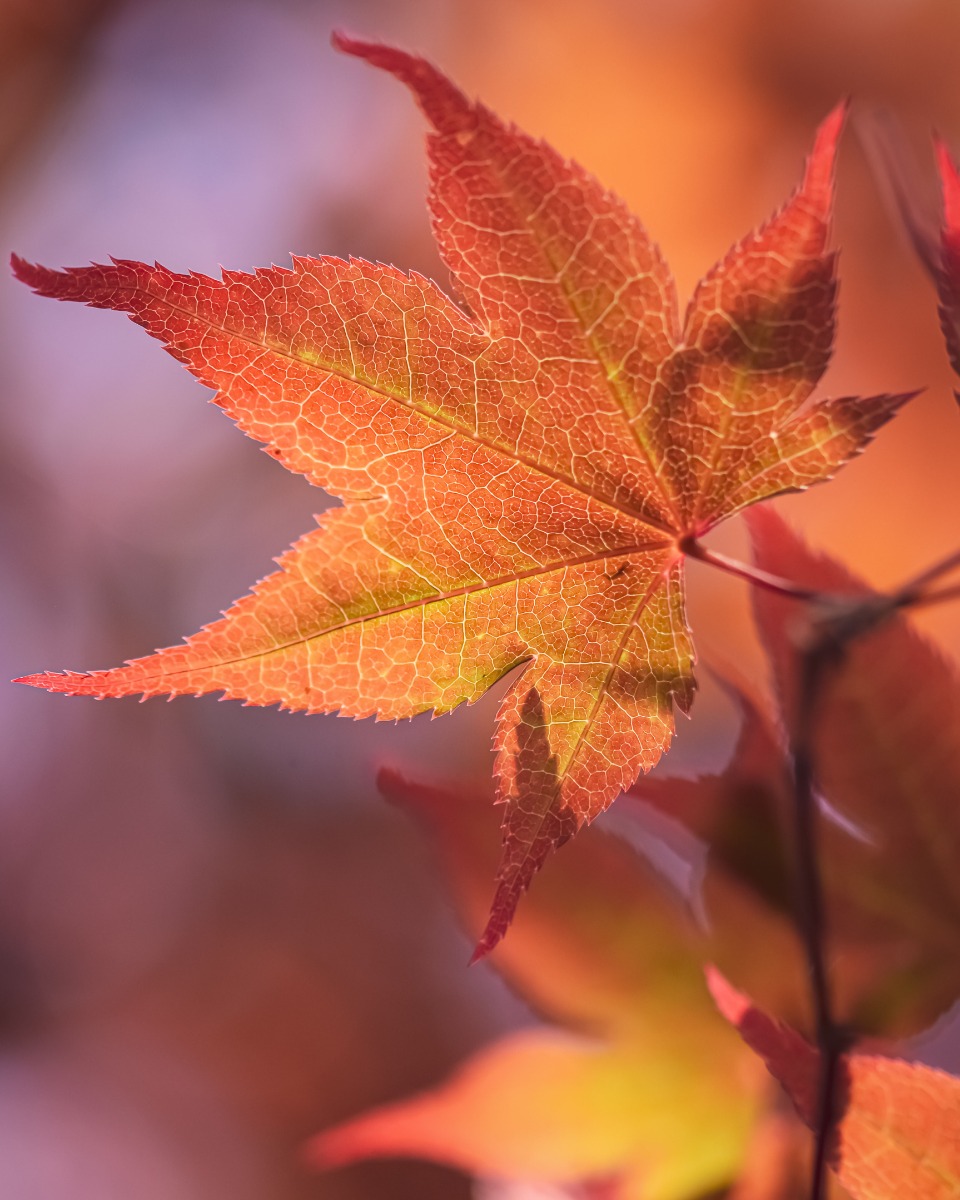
[[13, 36, 911, 950]]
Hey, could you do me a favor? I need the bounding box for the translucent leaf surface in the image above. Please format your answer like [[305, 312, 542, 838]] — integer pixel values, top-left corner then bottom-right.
[[14, 38, 911, 949]]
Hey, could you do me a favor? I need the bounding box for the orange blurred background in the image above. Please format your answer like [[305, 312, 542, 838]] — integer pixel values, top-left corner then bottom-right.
[[2, 0, 959, 1196]]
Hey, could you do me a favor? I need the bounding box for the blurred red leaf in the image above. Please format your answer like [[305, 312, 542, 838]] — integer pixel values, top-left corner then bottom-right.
[[632, 510, 960, 1033], [13, 37, 911, 953], [709, 968, 960, 1200], [745, 507, 960, 1029], [307, 769, 764, 1200], [626, 682, 812, 1026], [936, 138, 960, 382]]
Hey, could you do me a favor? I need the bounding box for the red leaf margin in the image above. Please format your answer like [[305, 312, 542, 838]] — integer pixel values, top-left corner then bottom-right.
[[936, 137, 960, 386]]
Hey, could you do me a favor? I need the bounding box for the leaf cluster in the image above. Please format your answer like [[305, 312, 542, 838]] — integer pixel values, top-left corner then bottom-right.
[[11, 32, 960, 1200]]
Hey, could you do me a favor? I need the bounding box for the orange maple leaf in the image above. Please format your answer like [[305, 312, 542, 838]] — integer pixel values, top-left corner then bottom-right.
[[13, 35, 912, 953]]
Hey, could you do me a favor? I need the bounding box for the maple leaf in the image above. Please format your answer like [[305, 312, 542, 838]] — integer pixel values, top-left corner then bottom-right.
[[12, 35, 912, 953], [632, 511, 960, 1034], [858, 121, 960, 389], [709, 968, 960, 1200], [307, 769, 764, 1200], [748, 508, 960, 1022], [936, 138, 960, 382]]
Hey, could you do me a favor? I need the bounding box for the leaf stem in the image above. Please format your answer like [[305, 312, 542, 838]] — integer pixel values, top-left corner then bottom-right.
[[682, 539, 823, 601]]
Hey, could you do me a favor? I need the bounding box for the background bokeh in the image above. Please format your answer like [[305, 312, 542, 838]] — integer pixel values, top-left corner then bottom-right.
[[2, 0, 959, 1195]]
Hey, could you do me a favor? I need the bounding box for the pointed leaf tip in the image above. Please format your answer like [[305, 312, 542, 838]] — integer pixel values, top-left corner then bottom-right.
[[705, 966, 751, 1026], [331, 31, 471, 135], [935, 136, 960, 227], [469, 836, 569, 964], [467, 939, 491, 966], [8, 257, 93, 302], [14, 672, 59, 689], [330, 30, 376, 58], [10, 253, 44, 289], [469, 881, 519, 964], [801, 101, 848, 207]]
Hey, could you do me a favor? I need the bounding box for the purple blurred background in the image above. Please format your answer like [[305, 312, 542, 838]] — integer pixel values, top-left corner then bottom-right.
[[3, 0, 960, 1195]]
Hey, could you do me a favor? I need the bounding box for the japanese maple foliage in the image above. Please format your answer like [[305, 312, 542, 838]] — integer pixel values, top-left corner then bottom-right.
[[12, 34, 913, 952], [307, 512, 960, 1197], [710, 970, 960, 1200]]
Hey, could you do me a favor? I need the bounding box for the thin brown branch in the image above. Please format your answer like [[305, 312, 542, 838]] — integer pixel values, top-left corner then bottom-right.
[[789, 628, 847, 1200], [905, 580, 960, 610], [893, 547, 960, 602]]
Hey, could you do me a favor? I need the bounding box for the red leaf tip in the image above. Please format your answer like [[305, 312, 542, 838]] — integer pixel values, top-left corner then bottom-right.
[[330, 30, 376, 58], [10, 253, 41, 287], [471, 875, 517, 962], [704, 965, 751, 1026], [935, 136, 960, 229], [330, 30, 424, 77], [331, 31, 471, 136], [9, 255, 77, 300], [802, 100, 848, 205], [468, 927, 500, 966], [13, 673, 52, 688]]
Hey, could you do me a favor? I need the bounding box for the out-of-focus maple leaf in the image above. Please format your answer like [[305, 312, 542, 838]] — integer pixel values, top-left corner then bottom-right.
[[862, 120, 960, 388], [307, 769, 764, 1200], [748, 507, 960, 1028], [634, 510, 960, 1034], [623, 684, 813, 1026], [709, 968, 960, 1200], [13, 35, 912, 952], [936, 139, 960, 382], [725, 1106, 821, 1200]]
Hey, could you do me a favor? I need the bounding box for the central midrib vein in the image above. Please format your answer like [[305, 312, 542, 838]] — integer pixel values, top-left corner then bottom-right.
[[113, 538, 674, 680]]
